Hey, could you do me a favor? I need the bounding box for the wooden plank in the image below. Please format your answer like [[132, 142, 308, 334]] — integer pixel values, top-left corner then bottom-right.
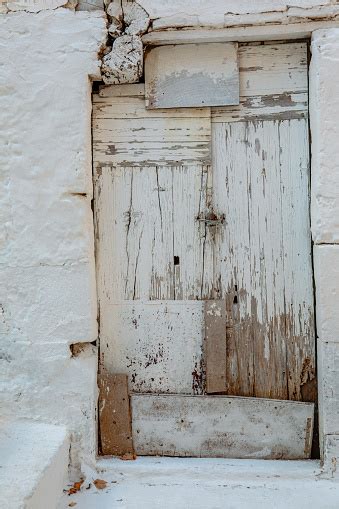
[[98, 83, 145, 98], [94, 165, 214, 301], [212, 118, 315, 401], [205, 300, 227, 394], [100, 301, 205, 395], [92, 96, 211, 166], [132, 394, 314, 459], [98, 373, 134, 456], [212, 42, 308, 122], [145, 43, 239, 109], [212, 92, 308, 122]]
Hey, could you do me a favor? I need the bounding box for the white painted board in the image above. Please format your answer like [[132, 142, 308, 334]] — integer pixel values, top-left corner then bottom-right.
[[145, 43, 239, 109], [100, 301, 204, 394], [93, 92, 211, 165], [212, 42, 308, 122], [132, 394, 314, 459]]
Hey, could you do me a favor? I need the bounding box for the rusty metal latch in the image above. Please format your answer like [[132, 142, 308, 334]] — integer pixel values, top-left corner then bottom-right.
[[196, 212, 225, 226]]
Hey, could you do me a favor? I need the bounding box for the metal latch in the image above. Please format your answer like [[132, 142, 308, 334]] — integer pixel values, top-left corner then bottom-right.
[[196, 212, 225, 226]]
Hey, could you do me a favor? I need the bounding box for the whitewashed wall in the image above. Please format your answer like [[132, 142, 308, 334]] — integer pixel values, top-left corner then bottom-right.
[[1, 0, 339, 480], [0, 10, 106, 477], [310, 28, 339, 475]]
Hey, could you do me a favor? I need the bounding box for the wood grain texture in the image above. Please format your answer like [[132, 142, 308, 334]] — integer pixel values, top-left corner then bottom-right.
[[212, 42, 308, 122], [100, 301, 205, 395], [94, 164, 214, 301], [205, 300, 227, 394], [93, 93, 211, 166], [94, 41, 316, 408], [145, 43, 239, 109], [132, 394, 314, 459], [212, 118, 315, 401], [98, 374, 134, 456]]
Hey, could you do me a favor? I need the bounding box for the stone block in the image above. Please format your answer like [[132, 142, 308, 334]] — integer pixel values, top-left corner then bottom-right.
[[310, 29, 339, 243], [314, 245, 339, 341]]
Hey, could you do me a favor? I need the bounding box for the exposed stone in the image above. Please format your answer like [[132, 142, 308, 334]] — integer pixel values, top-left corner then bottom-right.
[[101, 34, 143, 84], [124, 1, 150, 36], [107, 0, 124, 37], [310, 29, 339, 243], [106, 0, 150, 37]]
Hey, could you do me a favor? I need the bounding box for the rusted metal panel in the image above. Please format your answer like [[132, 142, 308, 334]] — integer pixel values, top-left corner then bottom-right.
[[132, 394, 314, 459], [94, 41, 315, 416], [205, 300, 227, 394], [98, 373, 134, 456], [145, 43, 239, 109]]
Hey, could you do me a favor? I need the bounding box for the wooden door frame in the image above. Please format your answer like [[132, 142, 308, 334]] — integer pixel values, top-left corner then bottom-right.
[[93, 26, 339, 472]]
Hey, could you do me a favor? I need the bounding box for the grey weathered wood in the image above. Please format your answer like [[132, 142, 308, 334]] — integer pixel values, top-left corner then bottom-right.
[[205, 300, 227, 394], [145, 43, 239, 109], [212, 42, 308, 122], [94, 164, 214, 301], [132, 394, 314, 459], [98, 374, 134, 456], [93, 93, 211, 166]]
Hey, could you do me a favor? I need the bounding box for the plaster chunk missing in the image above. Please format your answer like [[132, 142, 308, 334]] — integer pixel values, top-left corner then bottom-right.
[[102, 34, 143, 84], [102, 0, 149, 84]]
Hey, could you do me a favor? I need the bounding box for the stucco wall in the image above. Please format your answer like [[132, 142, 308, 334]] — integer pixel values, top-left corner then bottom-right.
[[310, 28, 339, 472], [0, 9, 106, 477], [1, 0, 339, 480]]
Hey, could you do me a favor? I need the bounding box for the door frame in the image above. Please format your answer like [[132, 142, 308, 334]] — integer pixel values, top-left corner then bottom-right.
[[92, 27, 339, 472]]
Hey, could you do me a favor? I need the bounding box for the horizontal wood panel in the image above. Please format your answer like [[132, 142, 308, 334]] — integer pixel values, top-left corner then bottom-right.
[[212, 42, 308, 121], [145, 43, 239, 109], [205, 300, 227, 394], [132, 394, 314, 459], [93, 96, 211, 165], [212, 92, 307, 122], [238, 42, 307, 97], [100, 301, 204, 395]]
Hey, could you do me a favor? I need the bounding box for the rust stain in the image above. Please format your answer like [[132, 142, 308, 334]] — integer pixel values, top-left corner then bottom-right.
[[192, 359, 205, 395]]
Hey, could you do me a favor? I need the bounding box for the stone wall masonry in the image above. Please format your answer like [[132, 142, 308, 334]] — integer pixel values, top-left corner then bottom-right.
[[0, 10, 106, 477], [310, 29, 339, 475]]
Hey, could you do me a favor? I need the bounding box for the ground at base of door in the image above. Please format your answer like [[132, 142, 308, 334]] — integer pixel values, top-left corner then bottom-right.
[[58, 457, 339, 509]]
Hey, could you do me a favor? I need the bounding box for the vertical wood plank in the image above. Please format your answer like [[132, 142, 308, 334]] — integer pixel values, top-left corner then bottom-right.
[[205, 300, 227, 394], [98, 374, 134, 456], [212, 118, 315, 401]]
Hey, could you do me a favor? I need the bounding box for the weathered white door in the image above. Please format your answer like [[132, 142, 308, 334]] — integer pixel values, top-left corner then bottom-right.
[[93, 42, 316, 459]]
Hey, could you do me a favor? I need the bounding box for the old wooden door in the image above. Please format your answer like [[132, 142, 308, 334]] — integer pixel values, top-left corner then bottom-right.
[[93, 42, 316, 459]]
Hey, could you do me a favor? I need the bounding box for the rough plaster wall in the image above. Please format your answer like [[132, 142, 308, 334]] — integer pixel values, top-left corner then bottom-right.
[[0, 9, 106, 477], [136, 0, 339, 30], [310, 28, 339, 476]]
